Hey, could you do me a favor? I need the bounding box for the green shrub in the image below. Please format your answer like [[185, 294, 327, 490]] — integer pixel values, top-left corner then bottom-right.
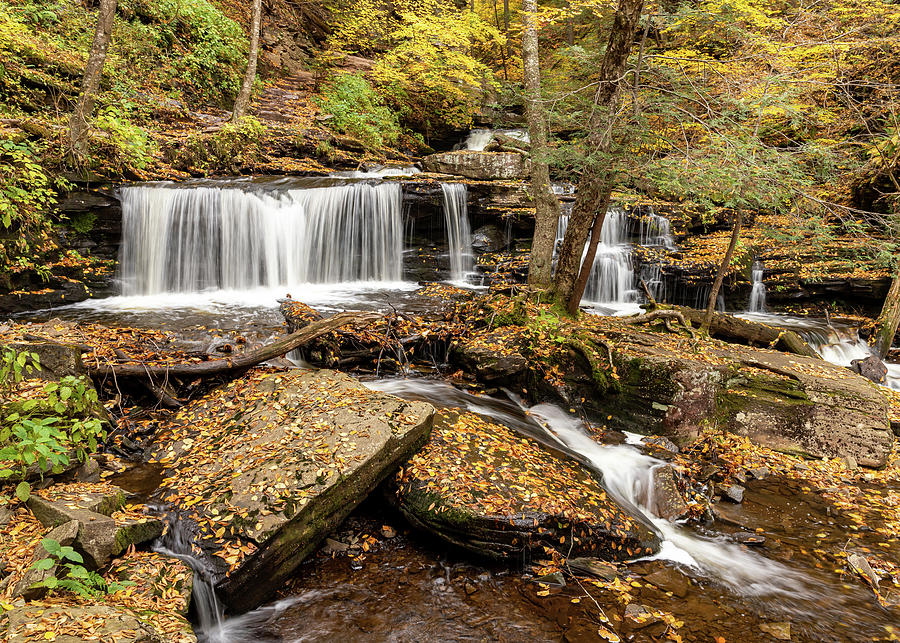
[[30, 537, 133, 596], [175, 115, 265, 173], [315, 73, 401, 149]]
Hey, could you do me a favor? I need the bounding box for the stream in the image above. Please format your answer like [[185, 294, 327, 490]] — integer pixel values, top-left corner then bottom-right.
[[12, 172, 899, 640]]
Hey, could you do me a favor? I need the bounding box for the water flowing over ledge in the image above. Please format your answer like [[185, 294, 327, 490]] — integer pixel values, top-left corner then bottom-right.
[[118, 182, 404, 296]]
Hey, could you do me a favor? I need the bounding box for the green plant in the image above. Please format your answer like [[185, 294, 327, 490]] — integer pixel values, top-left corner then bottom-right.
[[30, 538, 133, 597], [0, 368, 107, 502], [315, 73, 401, 149], [68, 211, 96, 235], [176, 115, 265, 173], [0, 347, 40, 402]]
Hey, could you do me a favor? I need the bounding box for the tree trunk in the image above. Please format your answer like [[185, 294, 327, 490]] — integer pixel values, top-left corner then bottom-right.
[[567, 191, 612, 314], [232, 0, 263, 122], [566, 1, 575, 45], [88, 312, 379, 378], [552, 0, 645, 312], [870, 270, 900, 359], [68, 0, 117, 156], [702, 211, 742, 331], [523, 0, 560, 289], [503, 0, 511, 61]]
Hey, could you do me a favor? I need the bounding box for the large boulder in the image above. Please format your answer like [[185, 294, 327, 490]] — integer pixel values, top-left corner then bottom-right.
[[388, 409, 659, 560], [423, 151, 530, 180], [548, 321, 895, 468], [455, 314, 894, 467], [147, 368, 434, 612]]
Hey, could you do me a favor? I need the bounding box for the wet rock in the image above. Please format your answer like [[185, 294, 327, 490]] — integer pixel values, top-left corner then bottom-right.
[[380, 525, 397, 539], [12, 520, 79, 600], [567, 557, 618, 581], [422, 151, 530, 180], [733, 531, 766, 545], [759, 621, 791, 640], [717, 483, 745, 503], [643, 435, 679, 454], [533, 571, 566, 587], [850, 355, 887, 384], [27, 485, 126, 526], [147, 369, 434, 612], [623, 603, 667, 636], [389, 410, 659, 562], [698, 464, 721, 481], [464, 581, 478, 595], [748, 466, 770, 480], [644, 567, 689, 597], [75, 457, 101, 482], [650, 465, 690, 520], [2, 604, 167, 642], [471, 224, 508, 253], [452, 330, 529, 385], [322, 538, 350, 554]]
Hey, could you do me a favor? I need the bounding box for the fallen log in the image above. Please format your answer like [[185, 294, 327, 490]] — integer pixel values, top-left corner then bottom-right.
[[671, 306, 818, 358], [88, 312, 381, 378]]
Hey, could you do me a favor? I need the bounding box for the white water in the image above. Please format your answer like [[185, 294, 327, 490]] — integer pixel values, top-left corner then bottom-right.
[[523, 403, 816, 598], [461, 128, 530, 151], [748, 260, 767, 313], [440, 183, 475, 283], [328, 166, 419, 178], [119, 183, 404, 296], [555, 208, 676, 314], [739, 312, 900, 389]]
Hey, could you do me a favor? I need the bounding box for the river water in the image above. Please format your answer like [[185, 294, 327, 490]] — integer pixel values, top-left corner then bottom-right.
[[14, 173, 900, 639]]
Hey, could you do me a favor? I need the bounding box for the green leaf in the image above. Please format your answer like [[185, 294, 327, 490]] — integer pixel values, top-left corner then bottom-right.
[[14, 481, 30, 502], [31, 558, 55, 571]]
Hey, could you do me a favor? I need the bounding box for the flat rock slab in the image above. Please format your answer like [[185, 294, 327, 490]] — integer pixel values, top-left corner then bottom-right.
[[3, 604, 165, 642], [147, 368, 434, 612], [422, 151, 530, 180], [389, 410, 659, 560]]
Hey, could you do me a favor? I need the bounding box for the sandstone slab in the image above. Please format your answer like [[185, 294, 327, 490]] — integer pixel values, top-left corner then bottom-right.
[[147, 368, 434, 612], [423, 151, 530, 180]]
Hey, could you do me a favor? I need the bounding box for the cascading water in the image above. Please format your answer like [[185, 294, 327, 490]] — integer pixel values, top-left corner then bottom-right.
[[118, 182, 404, 296], [440, 183, 474, 283], [555, 208, 676, 311], [748, 260, 767, 313], [459, 128, 530, 151]]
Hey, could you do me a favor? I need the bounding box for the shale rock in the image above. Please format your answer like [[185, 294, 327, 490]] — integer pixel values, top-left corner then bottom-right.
[[388, 410, 659, 561], [147, 368, 434, 612], [423, 151, 530, 180]]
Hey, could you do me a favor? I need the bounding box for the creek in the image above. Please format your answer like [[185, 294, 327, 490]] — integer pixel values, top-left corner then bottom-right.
[[14, 171, 900, 640]]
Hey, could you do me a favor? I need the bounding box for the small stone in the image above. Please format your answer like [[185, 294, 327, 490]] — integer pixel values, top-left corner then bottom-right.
[[533, 571, 565, 587], [698, 464, 721, 481], [322, 538, 349, 554], [759, 621, 791, 640], [748, 467, 770, 480], [644, 568, 689, 598], [380, 525, 397, 539], [717, 484, 745, 504], [733, 532, 765, 546], [567, 557, 617, 581], [464, 582, 478, 595], [841, 455, 858, 471], [76, 457, 101, 482], [643, 436, 679, 454]]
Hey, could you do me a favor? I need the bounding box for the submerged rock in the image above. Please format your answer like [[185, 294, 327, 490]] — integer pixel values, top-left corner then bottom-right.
[[147, 368, 434, 612], [388, 410, 659, 561], [422, 151, 530, 180]]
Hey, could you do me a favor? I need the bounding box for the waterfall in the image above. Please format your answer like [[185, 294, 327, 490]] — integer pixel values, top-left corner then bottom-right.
[[440, 183, 474, 282], [555, 208, 676, 306], [748, 260, 767, 312], [460, 128, 530, 151], [118, 182, 404, 296]]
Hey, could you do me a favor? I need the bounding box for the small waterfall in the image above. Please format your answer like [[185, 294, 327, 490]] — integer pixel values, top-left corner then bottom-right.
[[153, 516, 226, 641], [118, 182, 404, 296], [460, 128, 530, 151], [440, 183, 474, 282], [748, 260, 767, 312], [555, 208, 676, 306]]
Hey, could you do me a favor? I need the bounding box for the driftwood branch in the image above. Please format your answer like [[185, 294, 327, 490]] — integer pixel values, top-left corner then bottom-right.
[[89, 312, 381, 378]]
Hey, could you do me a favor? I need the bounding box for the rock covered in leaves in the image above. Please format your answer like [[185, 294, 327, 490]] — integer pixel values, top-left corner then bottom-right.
[[389, 410, 659, 561], [146, 368, 435, 612]]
